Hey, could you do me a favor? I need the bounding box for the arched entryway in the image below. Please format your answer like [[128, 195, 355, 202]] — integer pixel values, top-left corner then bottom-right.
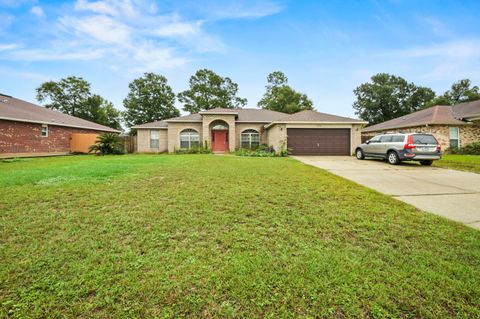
[[210, 120, 229, 152]]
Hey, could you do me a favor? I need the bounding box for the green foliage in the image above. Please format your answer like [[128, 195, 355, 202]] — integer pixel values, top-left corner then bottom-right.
[[79, 95, 122, 130], [235, 144, 288, 157], [428, 79, 480, 106], [123, 73, 179, 127], [178, 69, 247, 114], [36, 76, 122, 130], [447, 141, 480, 155], [1, 155, 480, 317], [174, 142, 211, 154], [353, 73, 435, 125], [258, 71, 313, 114], [88, 133, 123, 155], [36, 76, 91, 116]]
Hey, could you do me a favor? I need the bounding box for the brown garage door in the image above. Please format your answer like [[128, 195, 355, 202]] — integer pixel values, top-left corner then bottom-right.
[[287, 128, 351, 155]]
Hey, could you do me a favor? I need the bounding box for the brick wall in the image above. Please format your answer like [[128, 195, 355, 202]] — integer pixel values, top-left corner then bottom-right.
[[0, 119, 109, 154]]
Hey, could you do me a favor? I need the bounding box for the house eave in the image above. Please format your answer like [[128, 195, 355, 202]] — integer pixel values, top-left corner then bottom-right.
[[0, 116, 120, 133], [265, 120, 368, 129]]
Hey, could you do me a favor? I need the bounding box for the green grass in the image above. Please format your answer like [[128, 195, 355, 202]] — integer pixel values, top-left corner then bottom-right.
[[434, 154, 480, 174], [1, 155, 479, 318]]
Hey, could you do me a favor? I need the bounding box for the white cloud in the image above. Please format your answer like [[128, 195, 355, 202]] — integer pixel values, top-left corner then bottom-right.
[[0, 43, 19, 51], [30, 6, 45, 18], [74, 0, 117, 16], [387, 39, 480, 60], [60, 15, 131, 44], [0, 0, 283, 72], [6, 48, 105, 61], [208, 0, 284, 19], [154, 21, 201, 38]]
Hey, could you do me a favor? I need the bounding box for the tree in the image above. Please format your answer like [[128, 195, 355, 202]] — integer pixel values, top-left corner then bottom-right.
[[123, 73, 179, 127], [428, 79, 480, 106], [178, 69, 247, 113], [257, 71, 313, 114], [88, 133, 123, 155], [36, 76, 123, 130], [80, 95, 122, 130], [36, 76, 91, 116], [353, 73, 435, 125]]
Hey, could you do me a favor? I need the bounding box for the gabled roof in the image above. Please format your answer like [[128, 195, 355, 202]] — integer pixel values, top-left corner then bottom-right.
[[453, 99, 480, 119], [265, 110, 367, 128], [275, 110, 366, 123], [133, 108, 289, 128], [362, 105, 470, 133], [0, 94, 120, 132]]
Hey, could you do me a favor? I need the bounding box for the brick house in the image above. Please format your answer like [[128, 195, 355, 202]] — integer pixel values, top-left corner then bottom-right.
[[132, 108, 366, 155], [0, 93, 120, 156], [362, 100, 480, 150]]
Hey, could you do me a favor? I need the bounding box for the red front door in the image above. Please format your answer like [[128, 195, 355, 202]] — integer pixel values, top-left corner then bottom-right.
[[212, 130, 228, 152]]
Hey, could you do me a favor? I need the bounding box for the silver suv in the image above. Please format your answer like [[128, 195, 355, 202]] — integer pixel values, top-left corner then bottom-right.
[[355, 133, 442, 165]]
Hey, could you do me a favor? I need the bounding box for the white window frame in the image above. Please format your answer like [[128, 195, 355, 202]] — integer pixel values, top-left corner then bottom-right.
[[41, 124, 48, 137], [179, 129, 200, 149], [449, 127, 460, 148], [240, 129, 260, 149], [150, 130, 159, 149]]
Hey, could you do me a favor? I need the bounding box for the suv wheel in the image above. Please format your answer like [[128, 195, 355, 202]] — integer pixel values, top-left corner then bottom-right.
[[356, 148, 365, 160], [420, 160, 433, 166], [387, 151, 400, 165]]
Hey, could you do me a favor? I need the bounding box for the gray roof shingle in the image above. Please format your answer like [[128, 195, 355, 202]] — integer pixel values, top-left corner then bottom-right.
[[362, 105, 470, 133], [274, 110, 366, 123], [0, 94, 120, 132]]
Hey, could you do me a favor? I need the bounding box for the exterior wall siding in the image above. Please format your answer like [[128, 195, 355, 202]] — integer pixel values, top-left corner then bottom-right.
[[235, 123, 268, 148], [136, 129, 168, 153], [362, 124, 480, 150], [201, 114, 236, 152], [267, 124, 287, 152], [167, 122, 203, 153], [0, 119, 109, 154]]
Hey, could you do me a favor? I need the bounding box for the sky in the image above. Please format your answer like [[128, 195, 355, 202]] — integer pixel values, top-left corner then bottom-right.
[[1, 0, 480, 118]]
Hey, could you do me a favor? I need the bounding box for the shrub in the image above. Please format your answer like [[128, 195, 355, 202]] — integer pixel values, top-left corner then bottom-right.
[[446, 141, 480, 155], [174, 141, 211, 154], [88, 133, 124, 155]]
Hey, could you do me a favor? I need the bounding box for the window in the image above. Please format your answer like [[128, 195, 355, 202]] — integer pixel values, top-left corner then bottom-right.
[[240, 129, 260, 149], [391, 135, 405, 143], [379, 135, 393, 143], [413, 134, 438, 145], [369, 136, 381, 143], [41, 124, 48, 137], [150, 130, 159, 148], [180, 129, 200, 149], [449, 127, 459, 148]]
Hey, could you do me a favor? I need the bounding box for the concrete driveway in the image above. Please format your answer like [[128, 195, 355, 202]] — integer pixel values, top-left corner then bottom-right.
[[293, 156, 480, 229]]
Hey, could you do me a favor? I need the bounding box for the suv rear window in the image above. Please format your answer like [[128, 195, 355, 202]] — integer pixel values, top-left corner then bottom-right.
[[412, 134, 438, 145]]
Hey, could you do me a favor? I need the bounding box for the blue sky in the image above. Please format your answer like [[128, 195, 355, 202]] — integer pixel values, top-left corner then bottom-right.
[[1, 0, 480, 118]]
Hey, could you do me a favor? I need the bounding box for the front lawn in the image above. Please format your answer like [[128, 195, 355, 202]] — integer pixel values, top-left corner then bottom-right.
[[1, 155, 479, 318], [434, 154, 480, 174]]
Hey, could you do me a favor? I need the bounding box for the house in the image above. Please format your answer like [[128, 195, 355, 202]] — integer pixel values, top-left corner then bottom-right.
[[362, 100, 480, 150], [132, 108, 366, 155], [0, 93, 120, 156]]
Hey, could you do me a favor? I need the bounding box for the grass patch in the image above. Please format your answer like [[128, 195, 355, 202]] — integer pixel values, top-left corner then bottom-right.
[[1, 154, 479, 318], [434, 154, 480, 174]]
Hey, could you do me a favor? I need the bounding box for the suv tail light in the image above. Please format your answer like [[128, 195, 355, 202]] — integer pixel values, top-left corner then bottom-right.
[[404, 135, 415, 149], [436, 143, 442, 151]]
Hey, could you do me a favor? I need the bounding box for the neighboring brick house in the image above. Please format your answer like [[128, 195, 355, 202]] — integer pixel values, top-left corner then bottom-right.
[[132, 108, 366, 155], [0, 93, 120, 156], [362, 100, 480, 150]]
